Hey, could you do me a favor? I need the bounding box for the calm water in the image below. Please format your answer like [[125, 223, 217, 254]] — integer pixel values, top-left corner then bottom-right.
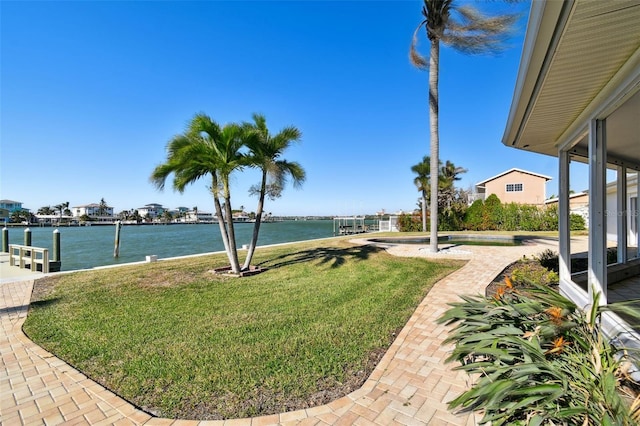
[[6, 220, 346, 271]]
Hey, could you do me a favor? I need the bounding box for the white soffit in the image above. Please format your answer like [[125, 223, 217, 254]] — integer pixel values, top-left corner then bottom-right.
[[504, 1, 640, 159]]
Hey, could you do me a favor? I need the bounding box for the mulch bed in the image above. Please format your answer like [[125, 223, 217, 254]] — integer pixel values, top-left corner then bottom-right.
[[485, 259, 559, 298]]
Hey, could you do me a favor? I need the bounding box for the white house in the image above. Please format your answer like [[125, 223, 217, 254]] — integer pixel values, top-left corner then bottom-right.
[[181, 210, 214, 223], [72, 203, 114, 220], [137, 203, 165, 220]]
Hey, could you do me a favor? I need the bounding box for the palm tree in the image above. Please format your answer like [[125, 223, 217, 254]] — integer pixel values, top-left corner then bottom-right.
[[410, 1, 518, 252], [53, 201, 69, 224], [439, 160, 467, 215], [241, 113, 305, 271], [131, 209, 142, 224], [37, 206, 55, 215], [411, 156, 440, 233], [151, 113, 250, 274], [98, 198, 108, 217]]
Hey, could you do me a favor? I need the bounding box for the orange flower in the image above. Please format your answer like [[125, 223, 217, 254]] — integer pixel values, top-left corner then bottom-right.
[[545, 306, 564, 325], [504, 276, 513, 288], [494, 286, 506, 300], [545, 336, 570, 355]]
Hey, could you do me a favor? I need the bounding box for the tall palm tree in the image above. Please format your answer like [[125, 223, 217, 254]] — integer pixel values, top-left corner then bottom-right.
[[410, 1, 518, 252], [151, 113, 250, 274], [241, 113, 305, 271]]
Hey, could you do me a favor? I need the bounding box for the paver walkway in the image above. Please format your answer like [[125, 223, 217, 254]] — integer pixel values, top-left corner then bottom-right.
[[1, 237, 574, 425]]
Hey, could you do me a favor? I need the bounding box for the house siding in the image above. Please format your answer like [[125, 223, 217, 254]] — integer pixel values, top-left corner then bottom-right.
[[483, 170, 548, 205]]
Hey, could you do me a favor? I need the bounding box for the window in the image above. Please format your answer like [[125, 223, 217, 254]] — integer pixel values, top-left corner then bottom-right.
[[506, 183, 523, 192]]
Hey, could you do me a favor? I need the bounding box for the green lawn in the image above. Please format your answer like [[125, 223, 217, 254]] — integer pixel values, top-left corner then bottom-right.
[[24, 238, 463, 420]]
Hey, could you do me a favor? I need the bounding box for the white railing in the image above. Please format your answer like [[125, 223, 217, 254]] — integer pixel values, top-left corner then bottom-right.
[[8, 244, 49, 273]]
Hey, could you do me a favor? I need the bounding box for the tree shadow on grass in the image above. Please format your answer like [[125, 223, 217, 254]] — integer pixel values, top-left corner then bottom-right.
[[0, 298, 60, 318], [257, 244, 382, 270]]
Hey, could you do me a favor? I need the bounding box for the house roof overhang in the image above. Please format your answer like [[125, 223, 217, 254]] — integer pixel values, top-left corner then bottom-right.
[[502, 1, 640, 171], [475, 167, 552, 188]]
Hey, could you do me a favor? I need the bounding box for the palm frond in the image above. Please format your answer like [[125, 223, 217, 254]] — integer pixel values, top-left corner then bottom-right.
[[410, 24, 429, 69]]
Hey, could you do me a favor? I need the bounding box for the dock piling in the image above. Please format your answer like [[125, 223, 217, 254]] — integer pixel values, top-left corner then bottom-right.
[[53, 229, 61, 262], [2, 227, 8, 253], [24, 228, 32, 246]]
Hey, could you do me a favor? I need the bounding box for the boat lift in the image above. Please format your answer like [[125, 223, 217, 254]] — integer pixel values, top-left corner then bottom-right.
[[333, 216, 367, 235]]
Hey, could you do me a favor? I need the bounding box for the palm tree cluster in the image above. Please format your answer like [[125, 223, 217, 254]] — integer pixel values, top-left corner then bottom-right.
[[410, 0, 519, 251], [151, 112, 305, 274], [411, 156, 467, 231]]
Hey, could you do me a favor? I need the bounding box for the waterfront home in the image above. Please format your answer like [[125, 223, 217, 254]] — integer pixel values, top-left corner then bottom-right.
[[181, 210, 215, 223], [72, 203, 114, 222], [137, 203, 165, 220], [473, 168, 551, 206], [34, 214, 74, 225], [502, 1, 639, 345], [0, 199, 25, 214], [232, 211, 252, 223]]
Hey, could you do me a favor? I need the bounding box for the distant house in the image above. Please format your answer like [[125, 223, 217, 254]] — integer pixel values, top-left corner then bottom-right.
[[474, 168, 551, 206], [72, 203, 114, 220], [182, 210, 214, 223], [137, 203, 165, 220], [545, 191, 589, 227], [0, 199, 24, 212], [0, 200, 27, 222], [606, 174, 638, 247]]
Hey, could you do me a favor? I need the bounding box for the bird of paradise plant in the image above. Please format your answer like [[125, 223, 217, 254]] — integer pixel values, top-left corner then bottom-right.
[[438, 278, 640, 425]]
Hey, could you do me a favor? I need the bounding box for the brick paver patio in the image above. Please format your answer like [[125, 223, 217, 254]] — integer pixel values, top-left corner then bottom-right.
[[1, 237, 575, 425]]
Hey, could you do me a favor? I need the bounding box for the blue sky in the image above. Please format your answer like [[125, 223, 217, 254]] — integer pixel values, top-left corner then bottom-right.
[[1, 1, 589, 216]]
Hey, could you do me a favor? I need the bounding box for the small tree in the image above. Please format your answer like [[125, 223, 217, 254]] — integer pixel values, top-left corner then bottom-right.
[[151, 113, 254, 274], [241, 113, 305, 271], [483, 194, 503, 230], [464, 199, 484, 231]]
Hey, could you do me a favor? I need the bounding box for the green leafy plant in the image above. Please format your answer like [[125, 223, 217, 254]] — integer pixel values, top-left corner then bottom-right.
[[439, 279, 640, 425], [397, 213, 424, 232], [510, 260, 559, 288], [570, 213, 586, 231]]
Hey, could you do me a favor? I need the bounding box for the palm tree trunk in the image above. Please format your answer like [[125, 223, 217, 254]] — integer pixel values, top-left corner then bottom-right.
[[211, 176, 234, 270], [422, 192, 428, 233], [222, 181, 241, 273], [429, 39, 440, 253], [242, 170, 267, 271]]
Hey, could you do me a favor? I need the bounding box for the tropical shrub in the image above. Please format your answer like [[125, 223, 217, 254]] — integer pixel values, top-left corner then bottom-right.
[[570, 213, 586, 231], [535, 249, 560, 273], [439, 201, 466, 231], [439, 281, 640, 425], [510, 260, 559, 288], [535, 247, 620, 275], [397, 213, 423, 232], [464, 199, 485, 231], [483, 194, 503, 230]]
